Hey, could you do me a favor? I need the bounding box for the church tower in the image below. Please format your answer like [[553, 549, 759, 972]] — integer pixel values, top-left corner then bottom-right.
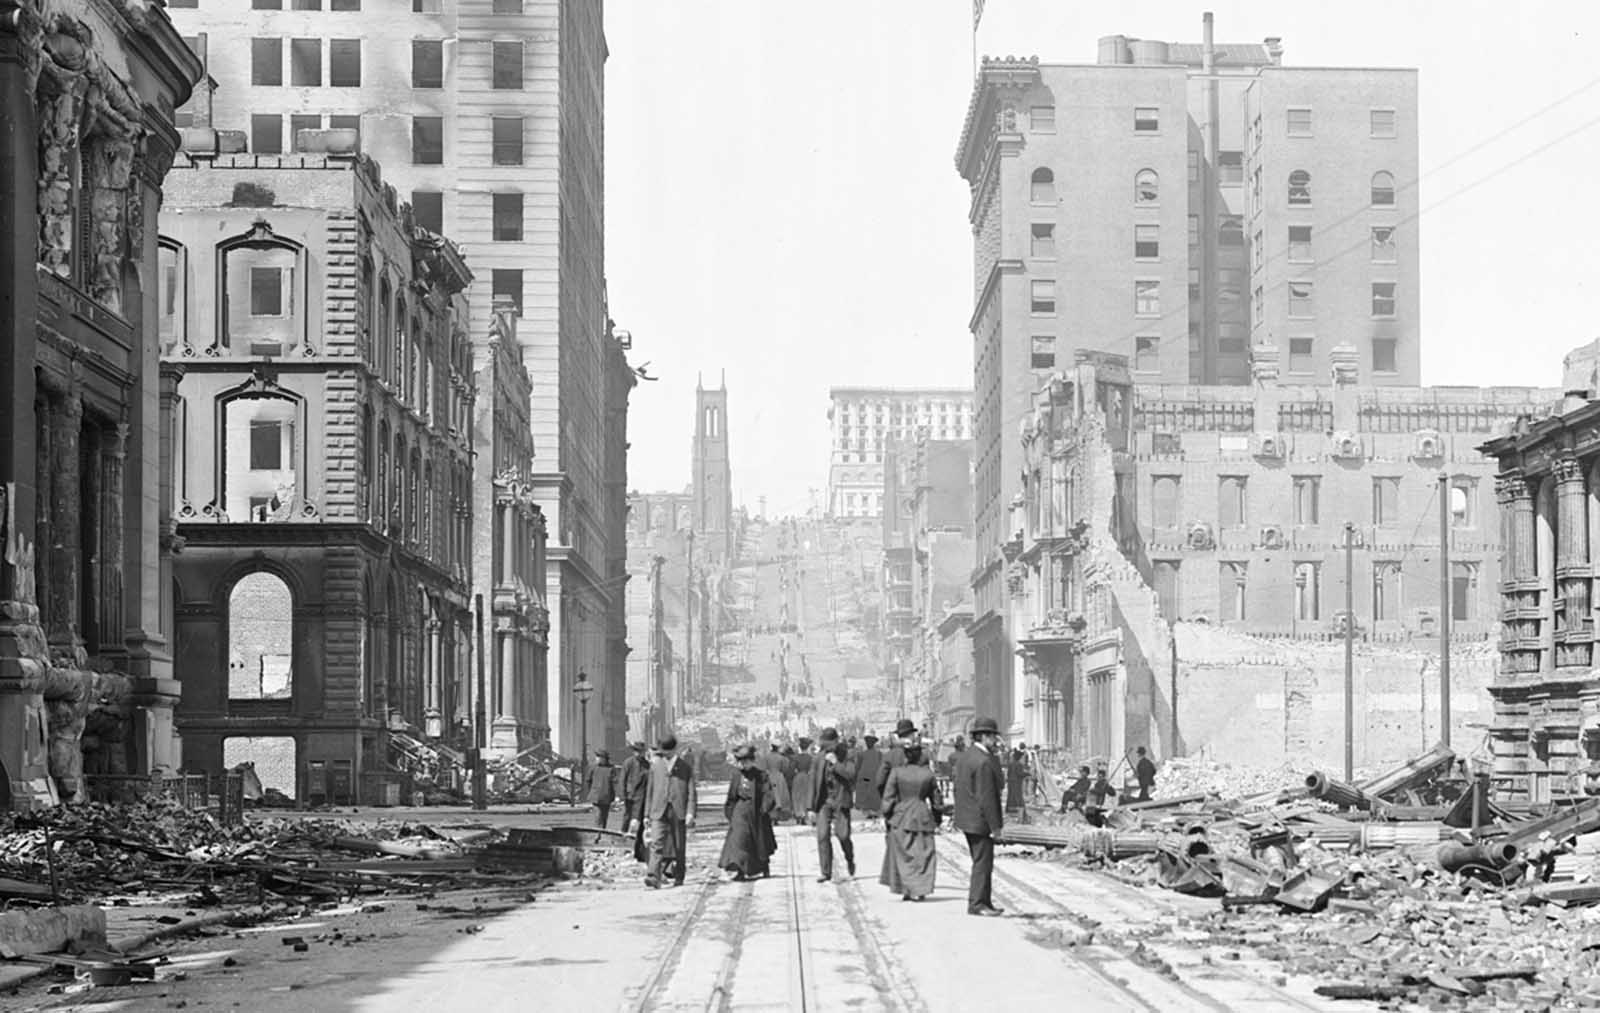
[[692, 373, 733, 563]]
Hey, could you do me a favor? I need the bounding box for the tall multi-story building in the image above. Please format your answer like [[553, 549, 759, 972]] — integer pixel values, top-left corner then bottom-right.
[[0, 0, 201, 808], [827, 387, 973, 520], [957, 20, 1420, 742], [160, 145, 477, 799], [169, 0, 630, 755], [474, 297, 549, 757], [693, 375, 733, 564]]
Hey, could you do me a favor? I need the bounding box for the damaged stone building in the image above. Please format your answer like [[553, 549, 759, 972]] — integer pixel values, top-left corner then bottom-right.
[[0, 0, 202, 808], [1481, 342, 1600, 803], [1011, 349, 1556, 769], [159, 146, 477, 801]]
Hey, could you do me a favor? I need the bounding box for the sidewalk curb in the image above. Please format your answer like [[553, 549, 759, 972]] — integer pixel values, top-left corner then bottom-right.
[[1, 903, 293, 994]]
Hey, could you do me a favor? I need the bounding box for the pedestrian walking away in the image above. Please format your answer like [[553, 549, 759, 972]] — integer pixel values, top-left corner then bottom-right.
[[583, 748, 617, 829], [953, 716, 1006, 917], [1134, 746, 1158, 803], [880, 733, 944, 902], [1005, 742, 1027, 815], [854, 733, 884, 818], [762, 742, 793, 820], [805, 727, 857, 883], [790, 737, 816, 827], [633, 733, 697, 889], [620, 740, 650, 864], [719, 744, 778, 881], [876, 718, 913, 890]]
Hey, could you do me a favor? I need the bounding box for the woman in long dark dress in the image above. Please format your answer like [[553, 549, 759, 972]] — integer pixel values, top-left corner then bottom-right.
[[880, 735, 943, 902], [719, 745, 778, 880]]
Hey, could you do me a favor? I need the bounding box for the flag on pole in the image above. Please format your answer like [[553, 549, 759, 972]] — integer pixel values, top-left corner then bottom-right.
[[973, 0, 986, 30]]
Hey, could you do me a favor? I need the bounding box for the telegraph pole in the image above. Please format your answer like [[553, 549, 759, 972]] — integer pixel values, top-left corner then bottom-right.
[[1438, 473, 1452, 747], [473, 593, 486, 811], [649, 555, 665, 735], [1343, 522, 1355, 782]]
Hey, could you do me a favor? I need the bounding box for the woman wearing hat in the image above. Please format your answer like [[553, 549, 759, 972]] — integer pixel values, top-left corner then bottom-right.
[[880, 732, 944, 902], [718, 744, 778, 881]]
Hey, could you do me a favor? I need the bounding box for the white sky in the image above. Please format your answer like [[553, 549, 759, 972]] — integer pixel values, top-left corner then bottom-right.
[[605, 1, 1600, 514]]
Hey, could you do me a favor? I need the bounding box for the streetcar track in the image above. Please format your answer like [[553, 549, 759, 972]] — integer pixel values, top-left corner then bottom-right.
[[624, 870, 726, 1013], [929, 838, 1165, 1013], [1016, 858, 1337, 1011], [836, 870, 929, 1012], [708, 879, 756, 1013], [933, 835, 1331, 1012], [781, 831, 818, 1012]]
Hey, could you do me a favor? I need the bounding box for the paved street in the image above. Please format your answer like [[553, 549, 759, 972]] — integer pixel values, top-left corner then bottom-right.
[[336, 823, 1362, 1013]]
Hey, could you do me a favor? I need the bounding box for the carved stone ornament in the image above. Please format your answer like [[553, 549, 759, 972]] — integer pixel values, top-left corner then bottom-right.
[[1412, 428, 1443, 462], [1185, 521, 1215, 551], [1253, 432, 1284, 460], [1259, 525, 1286, 551], [1330, 430, 1363, 461], [1005, 561, 1027, 597]]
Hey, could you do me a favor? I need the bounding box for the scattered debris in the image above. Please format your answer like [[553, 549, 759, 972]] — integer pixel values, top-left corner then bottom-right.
[[1004, 743, 1600, 1008]]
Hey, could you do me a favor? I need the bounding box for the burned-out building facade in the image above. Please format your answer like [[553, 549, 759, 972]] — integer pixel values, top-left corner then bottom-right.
[[160, 147, 476, 800], [1011, 348, 1557, 768], [1482, 343, 1600, 803], [0, 0, 202, 808]]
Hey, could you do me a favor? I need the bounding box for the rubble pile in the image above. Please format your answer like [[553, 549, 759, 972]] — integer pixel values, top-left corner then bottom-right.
[[1006, 744, 1600, 1007], [0, 799, 581, 905]]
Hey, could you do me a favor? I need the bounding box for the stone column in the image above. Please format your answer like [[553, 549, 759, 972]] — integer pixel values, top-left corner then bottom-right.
[[1556, 454, 1591, 669], [423, 617, 440, 736], [99, 425, 126, 659], [122, 119, 180, 779], [47, 392, 82, 655]]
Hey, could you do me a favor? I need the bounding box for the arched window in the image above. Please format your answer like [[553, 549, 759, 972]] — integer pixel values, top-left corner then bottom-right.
[[408, 449, 421, 544], [359, 256, 374, 354], [221, 392, 299, 522], [393, 295, 408, 392], [422, 460, 433, 555], [228, 571, 293, 701], [1288, 169, 1311, 206], [158, 239, 186, 353], [1371, 171, 1396, 207], [1030, 167, 1055, 203], [392, 434, 405, 534], [375, 420, 390, 526], [218, 221, 305, 356], [1134, 169, 1159, 205], [358, 405, 372, 516], [377, 277, 393, 381]]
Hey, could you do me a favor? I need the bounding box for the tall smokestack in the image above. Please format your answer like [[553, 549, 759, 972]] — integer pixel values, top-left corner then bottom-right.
[[1202, 12, 1214, 72]]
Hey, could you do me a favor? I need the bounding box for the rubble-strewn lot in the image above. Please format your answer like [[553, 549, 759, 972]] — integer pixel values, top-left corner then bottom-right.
[[1006, 750, 1600, 1009]]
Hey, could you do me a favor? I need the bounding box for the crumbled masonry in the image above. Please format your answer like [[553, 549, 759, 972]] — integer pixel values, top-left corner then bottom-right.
[[1005, 751, 1600, 1009]]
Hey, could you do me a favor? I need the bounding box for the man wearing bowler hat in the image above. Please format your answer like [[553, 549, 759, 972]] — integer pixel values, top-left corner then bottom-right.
[[953, 716, 1006, 916], [805, 727, 858, 883], [582, 748, 618, 829], [620, 740, 651, 862]]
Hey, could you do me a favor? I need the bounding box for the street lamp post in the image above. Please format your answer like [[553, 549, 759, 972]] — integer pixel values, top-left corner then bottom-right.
[[574, 674, 595, 805]]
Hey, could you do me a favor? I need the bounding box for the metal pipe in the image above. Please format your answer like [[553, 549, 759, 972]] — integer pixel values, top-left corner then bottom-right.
[[1439, 473, 1452, 746], [1359, 742, 1456, 799], [1438, 840, 1518, 873], [1306, 770, 1380, 811]]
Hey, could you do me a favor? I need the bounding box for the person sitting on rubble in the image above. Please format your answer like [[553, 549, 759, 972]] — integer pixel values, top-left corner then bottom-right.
[[1060, 764, 1091, 813], [1085, 765, 1118, 828]]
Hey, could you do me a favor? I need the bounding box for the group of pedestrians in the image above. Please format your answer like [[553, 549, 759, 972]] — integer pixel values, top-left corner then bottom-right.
[[583, 716, 1109, 919]]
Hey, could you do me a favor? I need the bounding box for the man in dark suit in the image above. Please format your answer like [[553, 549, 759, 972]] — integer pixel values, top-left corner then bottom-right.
[[619, 740, 651, 863], [632, 733, 698, 888], [805, 727, 857, 883], [953, 716, 1006, 916]]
